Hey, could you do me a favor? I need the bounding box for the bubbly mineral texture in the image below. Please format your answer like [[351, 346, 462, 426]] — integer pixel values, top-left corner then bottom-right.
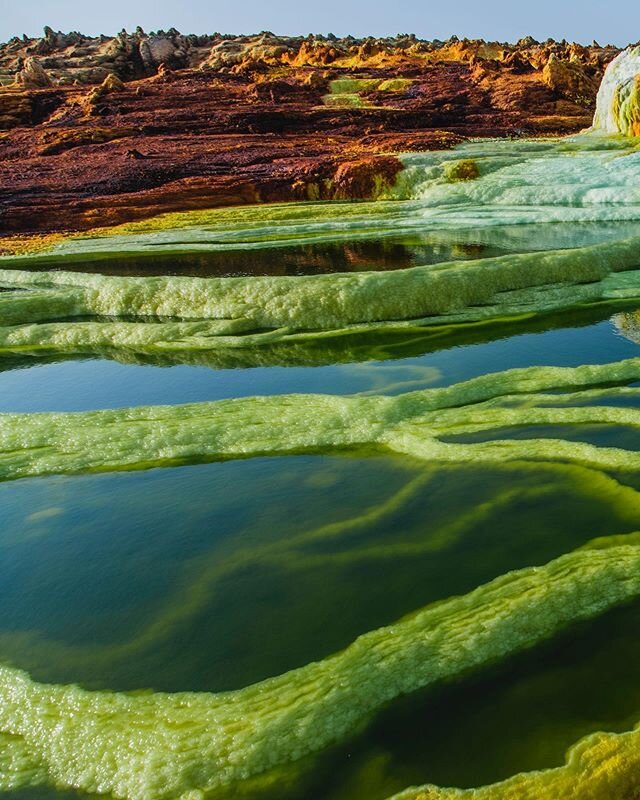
[[3, 358, 640, 480], [0, 29, 618, 234], [390, 725, 640, 799], [2, 225, 640, 363], [1, 538, 640, 798]]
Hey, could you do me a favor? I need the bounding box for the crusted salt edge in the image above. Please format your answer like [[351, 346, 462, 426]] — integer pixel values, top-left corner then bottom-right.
[[4, 357, 640, 481], [390, 724, 640, 800], [2, 360, 640, 795], [1, 233, 640, 350], [2, 539, 640, 798]]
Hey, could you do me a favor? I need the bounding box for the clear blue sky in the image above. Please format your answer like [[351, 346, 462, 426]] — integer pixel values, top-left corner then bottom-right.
[[1, 0, 636, 46]]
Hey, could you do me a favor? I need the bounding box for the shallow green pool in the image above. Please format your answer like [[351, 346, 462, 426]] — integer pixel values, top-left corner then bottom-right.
[[4, 136, 640, 799]]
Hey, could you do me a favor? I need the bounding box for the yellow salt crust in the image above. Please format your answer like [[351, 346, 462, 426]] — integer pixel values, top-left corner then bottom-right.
[[4, 358, 640, 481], [2, 540, 640, 798], [391, 724, 640, 799]]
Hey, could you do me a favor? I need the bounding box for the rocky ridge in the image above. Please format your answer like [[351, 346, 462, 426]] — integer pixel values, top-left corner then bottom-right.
[[0, 28, 626, 237]]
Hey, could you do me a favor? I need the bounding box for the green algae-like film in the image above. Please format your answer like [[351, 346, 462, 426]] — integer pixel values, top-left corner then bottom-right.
[[5, 43, 640, 800]]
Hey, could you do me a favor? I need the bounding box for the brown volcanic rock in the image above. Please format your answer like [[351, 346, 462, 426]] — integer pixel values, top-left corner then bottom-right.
[[0, 31, 622, 235], [0, 86, 66, 129], [0, 28, 620, 89], [14, 56, 52, 88], [542, 53, 600, 105], [37, 125, 136, 155], [332, 156, 403, 199], [0, 90, 33, 127]]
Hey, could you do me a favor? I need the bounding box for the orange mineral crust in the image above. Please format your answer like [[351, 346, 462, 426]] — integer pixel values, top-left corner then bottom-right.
[[0, 29, 619, 234]]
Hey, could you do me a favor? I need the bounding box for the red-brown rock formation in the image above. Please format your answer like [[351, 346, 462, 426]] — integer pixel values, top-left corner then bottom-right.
[[0, 29, 622, 236]]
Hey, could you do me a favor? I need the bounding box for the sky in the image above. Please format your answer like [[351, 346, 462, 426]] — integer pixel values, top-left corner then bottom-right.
[[1, 0, 637, 47]]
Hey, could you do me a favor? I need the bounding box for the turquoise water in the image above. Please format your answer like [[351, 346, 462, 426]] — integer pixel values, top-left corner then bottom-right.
[[5, 147, 640, 796], [0, 306, 637, 412]]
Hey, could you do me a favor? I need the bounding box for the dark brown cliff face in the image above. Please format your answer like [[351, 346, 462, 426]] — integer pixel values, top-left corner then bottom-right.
[[0, 30, 621, 236]]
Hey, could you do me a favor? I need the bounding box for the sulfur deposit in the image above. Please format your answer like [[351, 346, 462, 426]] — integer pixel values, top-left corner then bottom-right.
[[593, 45, 640, 135], [4, 27, 640, 800], [1, 539, 640, 798]]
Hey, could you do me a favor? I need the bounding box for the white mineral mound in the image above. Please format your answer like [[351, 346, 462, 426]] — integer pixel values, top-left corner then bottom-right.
[[593, 45, 640, 135]]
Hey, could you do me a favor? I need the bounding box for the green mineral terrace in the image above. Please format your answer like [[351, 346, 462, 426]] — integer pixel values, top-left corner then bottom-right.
[[3, 40, 640, 800]]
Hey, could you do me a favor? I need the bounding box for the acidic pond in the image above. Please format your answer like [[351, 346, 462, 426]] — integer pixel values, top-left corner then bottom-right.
[[6, 127, 640, 800]]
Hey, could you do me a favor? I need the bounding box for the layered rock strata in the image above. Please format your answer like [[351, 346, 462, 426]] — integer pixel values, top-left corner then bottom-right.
[[0, 30, 621, 235]]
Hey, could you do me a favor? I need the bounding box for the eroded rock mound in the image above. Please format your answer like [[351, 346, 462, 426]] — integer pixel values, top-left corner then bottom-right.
[[14, 57, 52, 88], [0, 28, 625, 236], [0, 28, 622, 87], [593, 45, 640, 135], [542, 53, 599, 105]]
